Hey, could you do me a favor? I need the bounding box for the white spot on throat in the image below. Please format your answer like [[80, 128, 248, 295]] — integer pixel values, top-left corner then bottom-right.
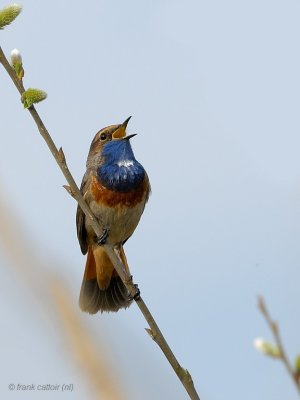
[[117, 159, 134, 168]]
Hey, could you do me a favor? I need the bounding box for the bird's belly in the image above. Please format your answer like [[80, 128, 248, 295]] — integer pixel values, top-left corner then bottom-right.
[[87, 199, 145, 245], [84, 174, 149, 246]]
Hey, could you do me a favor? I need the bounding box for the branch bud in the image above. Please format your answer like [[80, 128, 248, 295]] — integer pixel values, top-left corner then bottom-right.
[[0, 4, 22, 30], [253, 338, 281, 358], [21, 88, 47, 109], [10, 48, 24, 80]]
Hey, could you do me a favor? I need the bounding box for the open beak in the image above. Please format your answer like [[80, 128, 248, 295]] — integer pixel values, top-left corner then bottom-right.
[[122, 116, 132, 128], [123, 133, 137, 140], [112, 116, 132, 139]]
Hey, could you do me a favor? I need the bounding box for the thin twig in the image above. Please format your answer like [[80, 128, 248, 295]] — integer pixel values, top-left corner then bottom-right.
[[258, 296, 300, 394], [0, 46, 200, 400]]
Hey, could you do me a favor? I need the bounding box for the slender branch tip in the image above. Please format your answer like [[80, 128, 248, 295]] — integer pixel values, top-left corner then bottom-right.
[[58, 147, 66, 164], [145, 328, 154, 339], [63, 185, 74, 197]]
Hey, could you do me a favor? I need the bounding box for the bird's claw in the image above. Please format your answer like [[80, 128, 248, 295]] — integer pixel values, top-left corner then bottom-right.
[[128, 284, 140, 301], [133, 285, 141, 301]]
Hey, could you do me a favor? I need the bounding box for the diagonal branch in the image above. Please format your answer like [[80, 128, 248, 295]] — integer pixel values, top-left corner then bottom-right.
[[0, 45, 200, 400], [258, 296, 300, 394]]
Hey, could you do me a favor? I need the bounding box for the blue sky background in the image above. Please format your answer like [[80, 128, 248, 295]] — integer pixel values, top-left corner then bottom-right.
[[0, 1, 299, 399]]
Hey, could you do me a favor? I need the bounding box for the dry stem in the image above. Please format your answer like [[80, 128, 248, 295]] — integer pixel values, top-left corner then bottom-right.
[[0, 46, 200, 400]]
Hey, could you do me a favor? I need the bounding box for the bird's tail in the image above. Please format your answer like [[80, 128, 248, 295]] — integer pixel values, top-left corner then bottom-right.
[[79, 246, 132, 314]]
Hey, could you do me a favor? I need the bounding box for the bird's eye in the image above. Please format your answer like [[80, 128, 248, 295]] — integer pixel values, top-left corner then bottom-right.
[[100, 133, 107, 141]]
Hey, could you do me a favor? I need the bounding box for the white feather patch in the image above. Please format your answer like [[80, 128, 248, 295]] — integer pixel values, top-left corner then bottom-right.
[[117, 160, 134, 168]]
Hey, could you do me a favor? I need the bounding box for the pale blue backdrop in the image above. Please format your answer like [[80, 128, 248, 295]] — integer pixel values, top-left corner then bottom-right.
[[0, 1, 299, 399]]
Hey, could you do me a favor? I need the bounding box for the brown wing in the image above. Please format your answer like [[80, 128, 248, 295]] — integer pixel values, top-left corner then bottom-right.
[[76, 172, 89, 255]]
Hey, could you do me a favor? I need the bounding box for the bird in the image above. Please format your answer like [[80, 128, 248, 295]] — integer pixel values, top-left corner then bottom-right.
[[76, 117, 150, 314]]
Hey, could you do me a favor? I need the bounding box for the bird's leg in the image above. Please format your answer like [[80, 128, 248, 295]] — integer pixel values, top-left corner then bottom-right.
[[119, 246, 131, 275], [114, 245, 131, 275], [113, 246, 140, 300], [96, 228, 109, 245]]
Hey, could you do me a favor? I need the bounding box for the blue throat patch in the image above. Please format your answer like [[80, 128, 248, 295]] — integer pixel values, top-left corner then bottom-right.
[[97, 139, 145, 192]]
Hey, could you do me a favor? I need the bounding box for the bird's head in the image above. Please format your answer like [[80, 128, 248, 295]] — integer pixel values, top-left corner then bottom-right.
[[87, 116, 136, 168]]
